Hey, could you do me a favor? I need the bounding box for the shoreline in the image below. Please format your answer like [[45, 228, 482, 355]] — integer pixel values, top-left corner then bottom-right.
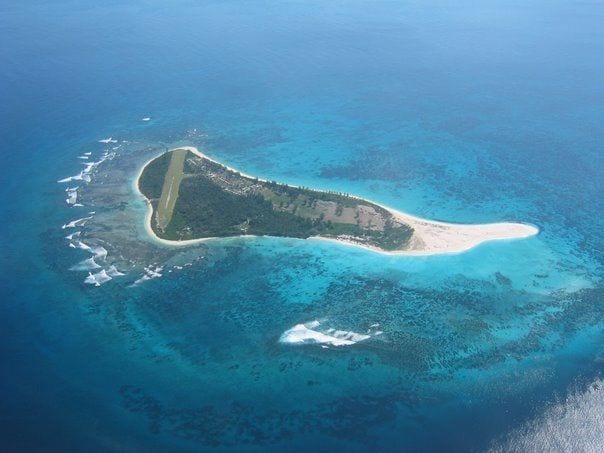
[[134, 146, 539, 256]]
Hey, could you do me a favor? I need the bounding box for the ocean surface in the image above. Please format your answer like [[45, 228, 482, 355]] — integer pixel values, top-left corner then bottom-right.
[[1, 0, 603, 451]]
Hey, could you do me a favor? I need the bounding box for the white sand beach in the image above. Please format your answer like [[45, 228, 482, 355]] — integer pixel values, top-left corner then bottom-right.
[[134, 146, 538, 255]]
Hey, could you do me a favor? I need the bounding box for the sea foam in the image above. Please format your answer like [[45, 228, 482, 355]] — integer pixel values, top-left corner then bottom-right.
[[70, 257, 101, 271], [89, 246, 107, 260], [279, 320, 372, 347], [65, 187, 78, 205], [106, 265, 125, 277], [84, 269, 112, 286], [58, 172, 90, 183], [65, 231, 80, 240], [62, 215, 93, 229], [58, 152, 115, 184], [132, 266, 163, 286]]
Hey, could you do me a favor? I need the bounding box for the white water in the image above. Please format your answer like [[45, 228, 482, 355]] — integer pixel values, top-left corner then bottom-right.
[[89, 246, 108, 260], [84, 269, 112, 286], [132, 266, 163, 286], [58, 152, 115, 185], [279, 320, 373, 347], [65, 187, 78, 205], [106, 265, 125, 277], [70, 257, 101, 271], [58, 171, 90, 183], [65, 231, 80, 240], [62, 215, 93, 229]]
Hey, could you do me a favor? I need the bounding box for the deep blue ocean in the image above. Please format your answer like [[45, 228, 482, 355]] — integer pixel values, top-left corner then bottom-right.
[[1, 0, 603, 451]]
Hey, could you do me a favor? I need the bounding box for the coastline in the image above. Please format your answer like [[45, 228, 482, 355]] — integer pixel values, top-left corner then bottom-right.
[[134, 146, 539, 255]]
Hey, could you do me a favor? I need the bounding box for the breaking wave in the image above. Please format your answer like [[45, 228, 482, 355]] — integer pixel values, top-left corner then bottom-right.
[[70, 257, 101, 271], [106, 265, 125, 277], [62, 215, 94, 229], [65, 231, 80, 240], [65, 187, 78, 205], [57, 151, 115, 184], [89, 245, 108, 260], [82, 265, 126, 286], [67, 239, 106, 259], [132, 266, 163, 286], [84, 269, 112, 286], [279, 320, 381, 347]]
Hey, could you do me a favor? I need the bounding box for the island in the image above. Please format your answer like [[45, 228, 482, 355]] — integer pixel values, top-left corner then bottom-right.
[[136, 147, 538, 255]]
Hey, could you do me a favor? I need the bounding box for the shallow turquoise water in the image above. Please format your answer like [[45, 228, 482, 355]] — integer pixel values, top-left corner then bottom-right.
[[1, 0, 603, 451]]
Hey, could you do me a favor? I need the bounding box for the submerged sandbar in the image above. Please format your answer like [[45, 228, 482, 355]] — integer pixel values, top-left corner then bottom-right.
[[136, 147, 538, 255]]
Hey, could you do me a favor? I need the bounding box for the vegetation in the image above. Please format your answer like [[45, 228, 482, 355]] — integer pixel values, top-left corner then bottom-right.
[[139, 150, 414, 251], [138, 151, 171, 200]]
